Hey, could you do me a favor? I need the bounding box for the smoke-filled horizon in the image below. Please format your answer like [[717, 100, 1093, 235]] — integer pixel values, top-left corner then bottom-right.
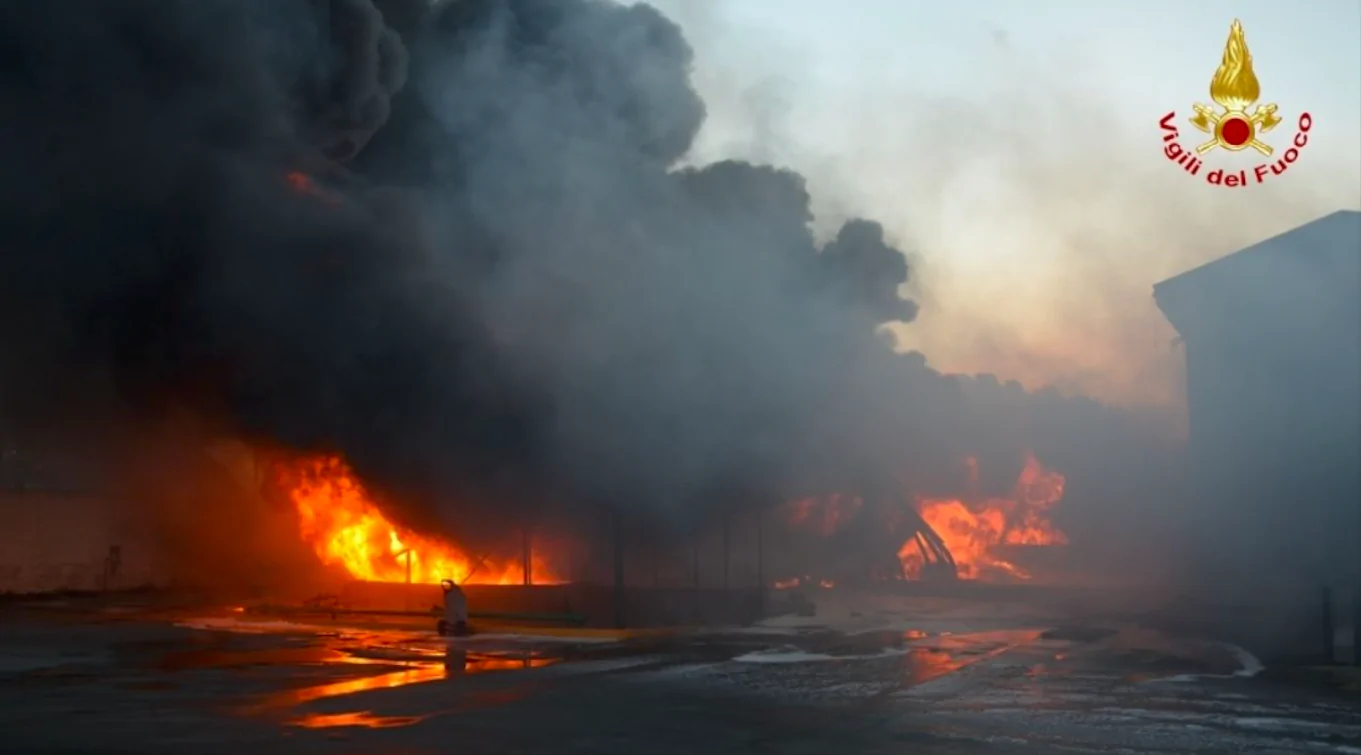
[[0, 0, 1201, 579], [652, 0, 1361, 411]]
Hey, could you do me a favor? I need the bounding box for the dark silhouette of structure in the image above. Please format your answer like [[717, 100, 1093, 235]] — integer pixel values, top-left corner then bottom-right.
[[1155, 210, 1360, 658]]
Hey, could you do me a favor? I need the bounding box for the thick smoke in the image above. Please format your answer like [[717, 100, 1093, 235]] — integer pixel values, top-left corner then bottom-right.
[[0, 0, 1177, 574], [296, 0, 410, 162], [0, 0, 534, 505], [660, 1, 1361, 415], [645, 5, 1361, 593]]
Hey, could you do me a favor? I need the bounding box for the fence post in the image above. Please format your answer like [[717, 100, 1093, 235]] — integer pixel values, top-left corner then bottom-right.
[[613, 511, 626, 629], [522, 527, 531, 586]]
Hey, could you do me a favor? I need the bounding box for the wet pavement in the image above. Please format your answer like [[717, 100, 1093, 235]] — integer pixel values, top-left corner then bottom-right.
[[1, 593, 1359, 754]]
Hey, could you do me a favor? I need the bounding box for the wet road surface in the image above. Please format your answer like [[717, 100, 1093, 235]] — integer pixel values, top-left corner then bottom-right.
[[2, 594, 1359, 754]]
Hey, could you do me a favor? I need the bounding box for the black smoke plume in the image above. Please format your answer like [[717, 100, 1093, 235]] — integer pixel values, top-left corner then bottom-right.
[[0, 0, 1180, 570]]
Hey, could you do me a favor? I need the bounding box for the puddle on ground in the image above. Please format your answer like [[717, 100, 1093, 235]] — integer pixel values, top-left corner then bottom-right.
[[292, 711, 429, 729], [265, 664, 451, 709], [904, 648, 969, 684], [158, 646, 382, 672], [239, 646, 561, 729], [732, 628, 1045, 688], [160, 619, 573, 729]]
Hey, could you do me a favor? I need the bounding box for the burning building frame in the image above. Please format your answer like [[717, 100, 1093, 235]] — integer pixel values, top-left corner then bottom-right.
[[260, 445, 1073, 598], [0, 0, 1136, 626]]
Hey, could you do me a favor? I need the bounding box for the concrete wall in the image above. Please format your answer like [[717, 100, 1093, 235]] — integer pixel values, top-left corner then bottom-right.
[[1156, 215, 1361, 597], [0, 490, 168, 594], [1180, 320, 1361, 592], [1153, 214, 1361, 662]]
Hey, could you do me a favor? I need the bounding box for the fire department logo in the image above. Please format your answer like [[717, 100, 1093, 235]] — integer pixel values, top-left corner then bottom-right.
[[1190, 19, 1281, 155], [1158, 19, 1312, 188]]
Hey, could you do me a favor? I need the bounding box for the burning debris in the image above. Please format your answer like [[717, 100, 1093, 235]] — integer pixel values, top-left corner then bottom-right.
[[899, 454, 1068, 581], [777, 453, 1068, 585], [276, 455, 561, 586]]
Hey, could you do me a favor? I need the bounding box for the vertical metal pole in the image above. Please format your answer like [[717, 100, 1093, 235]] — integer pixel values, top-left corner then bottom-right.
[[722, 515, 731, 590], [755, 507, 766, 619], [403, 549, 413, 611], [613, 511, 626, 629], [691, 533, 701, 625], [692, 535, 700, 590], [755, 508, 764, 589], [651, 537, 660, 588], [1323, 585, 1335, 662], [522, 527, 532, 586], [1355, 452, 1361, 666]]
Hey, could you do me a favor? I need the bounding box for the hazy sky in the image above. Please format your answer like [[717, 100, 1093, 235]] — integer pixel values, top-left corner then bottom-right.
[[644, 0, 1361, 409]]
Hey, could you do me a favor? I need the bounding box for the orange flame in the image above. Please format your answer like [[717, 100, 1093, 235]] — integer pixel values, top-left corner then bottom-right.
[[278, 456, 561, 586], [899, 454, 1067, 580]]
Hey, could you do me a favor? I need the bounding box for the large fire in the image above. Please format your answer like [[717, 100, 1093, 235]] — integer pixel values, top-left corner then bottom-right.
[[278, 456, 561, 586], [777, 453, 1068, 584], [898, 454, 1068, 580]]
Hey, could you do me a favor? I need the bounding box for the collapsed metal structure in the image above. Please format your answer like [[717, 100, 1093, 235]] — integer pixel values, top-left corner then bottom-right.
[[892, 493, 957, 581]]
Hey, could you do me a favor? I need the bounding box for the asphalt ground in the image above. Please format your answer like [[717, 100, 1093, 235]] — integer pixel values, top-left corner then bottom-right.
[[2, 591, 1358, 755]]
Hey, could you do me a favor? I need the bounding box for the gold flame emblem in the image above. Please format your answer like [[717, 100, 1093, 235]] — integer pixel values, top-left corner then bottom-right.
[[1189, 19, 1282, 156]]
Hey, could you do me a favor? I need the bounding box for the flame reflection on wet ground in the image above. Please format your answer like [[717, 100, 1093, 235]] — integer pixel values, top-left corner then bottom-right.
[[247, 649, 560, 729], [872, 628, 1045, 686], [265, 664, 448, 709], [903, 648, 966, 684], [291, 710, 427, 729], [164, 620, 568, 731], [159, 645, 386, 672]]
